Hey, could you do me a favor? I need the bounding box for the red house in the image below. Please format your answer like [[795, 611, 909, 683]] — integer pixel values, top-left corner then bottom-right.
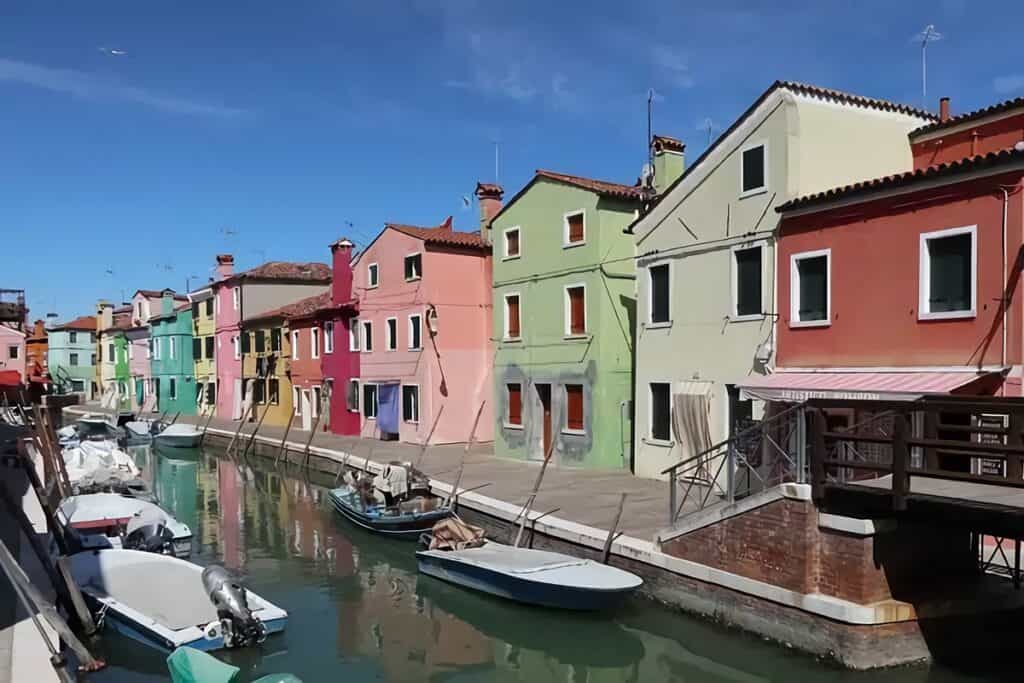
[[741, 96, 1024, 406]]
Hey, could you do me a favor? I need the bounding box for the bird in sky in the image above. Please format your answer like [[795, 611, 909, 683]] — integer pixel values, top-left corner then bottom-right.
[[98, 47, 127, 56]]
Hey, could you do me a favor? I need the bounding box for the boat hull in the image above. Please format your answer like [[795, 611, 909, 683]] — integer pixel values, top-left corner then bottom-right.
[[415, 551, 636, 611], [154, 433, 202, 448], [328, 489, 451, 539]]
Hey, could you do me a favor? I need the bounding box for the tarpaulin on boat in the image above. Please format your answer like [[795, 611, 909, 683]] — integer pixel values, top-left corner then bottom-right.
[[738, 370, 1000, 402]]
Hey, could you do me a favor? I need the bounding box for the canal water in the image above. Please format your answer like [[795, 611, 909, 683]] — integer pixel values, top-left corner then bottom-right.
[[88, 445, 1000, 682]]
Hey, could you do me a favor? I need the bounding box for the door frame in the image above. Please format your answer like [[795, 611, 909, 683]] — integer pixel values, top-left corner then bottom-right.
[[534, 382, 552, 461]]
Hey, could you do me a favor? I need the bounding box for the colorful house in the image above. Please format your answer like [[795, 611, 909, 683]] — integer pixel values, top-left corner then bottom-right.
[[212, 255, 331, 420], [490, 171, 642, 468], [149, 290, 197, 414], [628, 81, 936, 479], [189, 286, 216, 415], [0, 324, 26, 383], [96, 302, 132, 407], [280, 292, 331, 432], [127, 325, 151, 411], [25, 320, 48, 386], [742, 96, 1024, 413], [323, 238, 361, 437], [238, 310, 293, 427], [46, 315, 97, 397], [352, 213, 494, 445]]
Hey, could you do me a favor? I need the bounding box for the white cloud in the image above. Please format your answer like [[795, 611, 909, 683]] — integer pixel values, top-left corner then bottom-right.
[[0, 57, 245, 118], [994, 74, 1024, 95], [651, 44, 694, 89]]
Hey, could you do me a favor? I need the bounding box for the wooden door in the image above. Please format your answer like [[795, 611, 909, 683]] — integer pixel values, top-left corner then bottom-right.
[[535, 383, 552, 461]]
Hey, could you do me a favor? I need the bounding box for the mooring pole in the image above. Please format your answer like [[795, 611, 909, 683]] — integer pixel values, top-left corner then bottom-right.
[[226, 401, 253, 454], [198, 406, 217, 445], [601, 493, 628, 564], [414, 404, 444, 469], [443, 402, 485, 507], [302, 412, 322, 469], [242, 403, 270, 459], [274, 412, 295, 467], [169, 411, 181, 426], [513, 435, 556, 548]]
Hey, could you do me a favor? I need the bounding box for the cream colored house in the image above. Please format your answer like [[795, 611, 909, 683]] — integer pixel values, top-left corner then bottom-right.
[[629, 81, 936, 479]]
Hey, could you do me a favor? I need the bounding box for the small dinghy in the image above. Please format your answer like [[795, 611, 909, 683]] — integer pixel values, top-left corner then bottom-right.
[[76, 414, 125, 441], [154, 423, 203, 448], [59, 493, 193, 558], [69, 550, 287, 653], [328, 463, 451, 539], [416, 518, 642, 611]]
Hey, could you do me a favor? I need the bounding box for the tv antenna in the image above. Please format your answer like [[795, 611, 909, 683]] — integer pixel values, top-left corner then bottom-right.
[[702, 118, 717, 147], [220, 226, 238, 239], [647, 88, 655, 168], [916, 24, 942, 106]]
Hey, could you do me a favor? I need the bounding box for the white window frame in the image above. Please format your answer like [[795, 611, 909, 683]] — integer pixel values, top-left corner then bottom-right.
[[730, 241, 766, 321], [385, 317, 397, 351], [348, 378, 360, 413], [291, 330, 300, 360], [505, 382, 523, 429], [169, 377, 177, 400], [70, 353, 79, 367], [918, 225, 978, 321], [293, 386, 301, 416], [739, 139, 768, 198], [563, 283, 588, 337], [562, 383, 586, 436], [562, 209, 586, 248], [169, 336, 176, 360], [232, 287, 240, 311], [363, 382, 378, 419], [503, 292, 522, 340], [648, 381, 673, 445], [362, 320, 373, 352], [503, 226, 522, 260], [311, 327, 321, 359], [408, 314, 422, 350], [402, 383, 420, 424], [233, 335, 241, 360], [311, 384, 321, 418], [349, 318, 360, 351], [324, 321, 334, 354], [367, 263, 379, 289], [153, 338, 162, 360], [646, 262, 672, 327], [790, 248, 832, 328], [404, 252, 422, 282]]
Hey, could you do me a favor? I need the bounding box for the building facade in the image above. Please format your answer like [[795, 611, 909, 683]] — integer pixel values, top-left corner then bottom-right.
[[46, 316, 97, 397], [239, 312, 293, 427], [189, 286, 216, 415], [490, 172, 641, 468], [149, 291, 197, 415], [127, 326, 151, 410], [0, 324, 26, 382], [96, 302, 132, 407], [629, 81, 936, 479], [24, 320, 48, 386], [280, 293, 330, 432], [323, 239, 361, 437]]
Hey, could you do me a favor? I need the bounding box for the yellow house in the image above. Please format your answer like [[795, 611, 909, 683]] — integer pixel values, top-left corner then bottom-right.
[[189, 286, 216, 415], [239, 313, 293, 427]]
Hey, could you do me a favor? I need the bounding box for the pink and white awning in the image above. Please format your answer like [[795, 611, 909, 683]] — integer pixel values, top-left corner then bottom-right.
[[739, 370, 999, 402]]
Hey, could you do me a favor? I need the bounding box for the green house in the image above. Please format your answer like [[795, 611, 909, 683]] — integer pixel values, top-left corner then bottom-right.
[[149, 290, 196, 415], [489, 170, 644, 469], [113, 332, 131, 410]]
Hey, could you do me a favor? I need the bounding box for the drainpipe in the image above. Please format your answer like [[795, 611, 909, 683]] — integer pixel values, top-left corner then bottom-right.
[[1001, 186, 1009, 382]]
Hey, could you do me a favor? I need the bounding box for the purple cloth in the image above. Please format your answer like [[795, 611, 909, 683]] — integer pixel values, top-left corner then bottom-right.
[[378, 384, 400, 434]]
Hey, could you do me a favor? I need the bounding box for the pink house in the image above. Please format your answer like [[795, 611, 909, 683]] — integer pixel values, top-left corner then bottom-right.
[[352, 216, 493, 444], [0, 324, 26, 382]]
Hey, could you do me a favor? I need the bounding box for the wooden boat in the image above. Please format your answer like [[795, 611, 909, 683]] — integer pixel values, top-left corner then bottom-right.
[[328, 484, 451, 539], [68, 550, 287, 653], [153, 423, 203, 448], [416, 519, 643, 610]]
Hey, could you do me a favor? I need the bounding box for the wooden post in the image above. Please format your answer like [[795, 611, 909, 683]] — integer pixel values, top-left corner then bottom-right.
[[809, 408, 827, 501], [169, 411, 181, 426], [56, 556, 97, 636], [601, 492, 627, 564], [16, 439, 71, 557], [414, 404, 444, 469], [892, 412, 909, 512], [226, 401, 252, 454], [302, 412, 323, 468], [1007, 411, 1023, 481], [0, 485, 71, 617], [242, 403, 270, 459], [198, 406, 217, 445], [513, 435, 556, 548], [923, 410, 940, 472], [443, 402, 486, 507]]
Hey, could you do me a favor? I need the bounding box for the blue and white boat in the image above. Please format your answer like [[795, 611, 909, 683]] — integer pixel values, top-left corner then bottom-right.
[[68, 549, 287, 652], [328, 484, 452, 539], [416, 520, 643, 610]]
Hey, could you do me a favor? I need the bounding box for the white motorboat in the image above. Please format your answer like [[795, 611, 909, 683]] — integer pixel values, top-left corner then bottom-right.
[[68, 550, 287, 652], [416, 519, 643, 610], [59, 493, 193, 558], [154, 423, 203, 448], [75, 413, 124, 441], [62, 440, 151, 499], [124, 420, 156, 443]]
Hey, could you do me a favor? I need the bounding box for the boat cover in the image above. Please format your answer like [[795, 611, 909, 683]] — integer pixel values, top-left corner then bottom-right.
[[167, 647, 239, 683], [63, 441, 140, 483]]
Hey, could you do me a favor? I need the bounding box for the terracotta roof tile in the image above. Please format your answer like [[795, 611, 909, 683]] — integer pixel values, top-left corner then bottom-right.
[[910, 96, 1024, 137], [386, 217, 489, 251], [248, 291, 333, 323], [535, 169, 647, 200], [229, 261, 332, 283], [778, 146, 1024, 212], [776, 80, 936, 120], [652, 134, 685, 153], [135, 289, 189, 301], [55, 315, 96, 331]]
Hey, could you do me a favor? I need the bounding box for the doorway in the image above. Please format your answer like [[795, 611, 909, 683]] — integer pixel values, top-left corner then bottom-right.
[[535, 383, 552, 461], [302, 390, 312, 431], [232, 378, 243, 419]]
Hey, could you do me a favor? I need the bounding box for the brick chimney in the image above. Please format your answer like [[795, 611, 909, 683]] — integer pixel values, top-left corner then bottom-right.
[[216, 253, 235, 281], [329, 238, 355, 305], [475, 182, 504, 235], [651, 134, 685, 195], [96, 301, 113, 331], [939, 97, 951, 123]]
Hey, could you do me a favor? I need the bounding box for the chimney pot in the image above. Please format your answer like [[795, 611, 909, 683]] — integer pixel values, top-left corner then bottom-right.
[[475, 182, 505, 236], [215, 253, 234, 281], [939, 97, 951, 123]]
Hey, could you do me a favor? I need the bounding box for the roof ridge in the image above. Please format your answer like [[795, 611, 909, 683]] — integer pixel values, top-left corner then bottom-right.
[[910, 95, 1024, 137], [777, 80, 938, 120], [535, 168, 640, 191]]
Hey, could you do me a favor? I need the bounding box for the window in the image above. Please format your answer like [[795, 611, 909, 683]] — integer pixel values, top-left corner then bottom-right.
[[153, 338, 161, 360], [255, 329, 266, 353], [790, 250, 831, 326], [107, 343, 114, 362], [349, 318, 360, 351], [233, 335, 241, 360], [240, 332, 251, 354], [232, 288, 240, 310], [649, 264, 670, 324], [291, 330, 299, 359], [404, 253, 422, 281], [920, 226, 976, 319], [193, 338, 202, 359], [128, 342, 134, 361], [205, 336, 214, 359], [71, 379, 85, 392], [504, 228, 521, 259], [70, 353, 79, 366], [363, 384, 378, 419], [91, 353, 96, 366], [564, 285, 586, 336], [169, 377, 177, 400], [192, 302, 200, 319], [205, 299, 213, 318], [270, 328, 281, 352], [207, 382, 216, 406], [312, 385, 322, 417], [324, 321, 334, 353], [362, 321, 373, 352], [402, 385, 419, 423], [565, 384, 584, 433], [506, 383, 522, 426], [367, 263, 379, 288], [293, 386, 301, 416], [253, 378, 266, 404], [564, 211, 585, 246], [741, 142, 766, 195], [135, 302, 143, 320], [408, 315, 422, 350], [650, 383, 671, 442], [269, 378, 280, 405], [347, 379, 360, 412], [732, 245, 763, 319], [90, 332, 96, 343], [504, 293, 521, 339], [311, 327, 321, 359], [386, 318, 397, 351], [69, 331, 77, 344], [169, 337, 176, 360]]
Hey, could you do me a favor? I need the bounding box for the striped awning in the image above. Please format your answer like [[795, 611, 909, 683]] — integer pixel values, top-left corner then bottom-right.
[[739, 370, 999, 402]]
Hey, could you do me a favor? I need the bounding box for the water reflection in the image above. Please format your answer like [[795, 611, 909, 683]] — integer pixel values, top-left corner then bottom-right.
[[89, 445, 990, 683]]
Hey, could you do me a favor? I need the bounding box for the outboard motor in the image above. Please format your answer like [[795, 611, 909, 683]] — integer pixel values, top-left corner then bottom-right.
[[123, 521, 174, 554], [201, 565, 267, 648]]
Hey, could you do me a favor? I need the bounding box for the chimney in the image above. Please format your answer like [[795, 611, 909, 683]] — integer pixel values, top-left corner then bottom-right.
[[475, 182, 505, 240], [216, 253, 235, 281], [161, 290, 174, 316], [939, 97, 951, 123], [651, 134, 685, 195], [329, 238, 355, 306], [439, 216, 453, 232], [96, 300, 113, 332]]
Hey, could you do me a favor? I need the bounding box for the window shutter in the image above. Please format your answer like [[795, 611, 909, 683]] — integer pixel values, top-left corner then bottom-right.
[[567, 214, 584, 243], [347, 380, 359, 410], [566, 385, 583, 431], [507, 297, 520, 338], [507, 231, 519, 256], [507, 384, 522, 425], [569, 287, 585, 335], [241, 332, 251, 354], [205, 337, 214, 358], [193, 338, 201, 359]]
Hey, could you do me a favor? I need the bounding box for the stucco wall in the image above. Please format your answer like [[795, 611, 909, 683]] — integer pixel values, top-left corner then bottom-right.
[[47, 328, 96, 394], [242, 282, 329, 320], [0, 326, 26, 381]]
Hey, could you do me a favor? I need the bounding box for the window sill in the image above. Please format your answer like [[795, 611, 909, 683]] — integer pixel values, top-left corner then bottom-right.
[[502, 336, 522, 344], [405, 277, 422, 283], [563, 334, 591, 342], [739, 186, 767, 200], [504, 423, 524, 430], [501, 254, 521, 261], [789, 320, 830, 329], [347, 408, 360, 413], [644, 321, 672, 330], [730, 314, 765, 323], [366, 284, 379, 290], [562, 241, 586, 250], [408, 347, 422, 352], [918, 310, 976, 321], [561, 428, 586, 437]]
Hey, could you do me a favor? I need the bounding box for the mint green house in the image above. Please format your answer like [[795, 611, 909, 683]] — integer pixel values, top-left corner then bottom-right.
[[149, 291, 196, 415], [489, 169, 646, 469], [113, 333, 131, 410]]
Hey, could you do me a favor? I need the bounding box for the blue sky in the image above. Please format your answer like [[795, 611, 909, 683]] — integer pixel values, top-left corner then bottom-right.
[[2, 0, 1022, 321]]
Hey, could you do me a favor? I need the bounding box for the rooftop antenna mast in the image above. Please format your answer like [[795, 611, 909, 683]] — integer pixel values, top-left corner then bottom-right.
[[917, 24, 943, 107], [493, 140, 500, 184], [647, 88, 654, 168], [703, 118, 715, 147]]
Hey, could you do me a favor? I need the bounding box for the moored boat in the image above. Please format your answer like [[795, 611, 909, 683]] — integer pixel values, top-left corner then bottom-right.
[[59, 492, 193, 558], [153, 423, 203, 448], [328, 462, 451, 539]]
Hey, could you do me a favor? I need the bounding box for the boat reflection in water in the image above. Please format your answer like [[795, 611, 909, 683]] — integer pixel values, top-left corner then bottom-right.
[[98, 445, 980, 683]]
